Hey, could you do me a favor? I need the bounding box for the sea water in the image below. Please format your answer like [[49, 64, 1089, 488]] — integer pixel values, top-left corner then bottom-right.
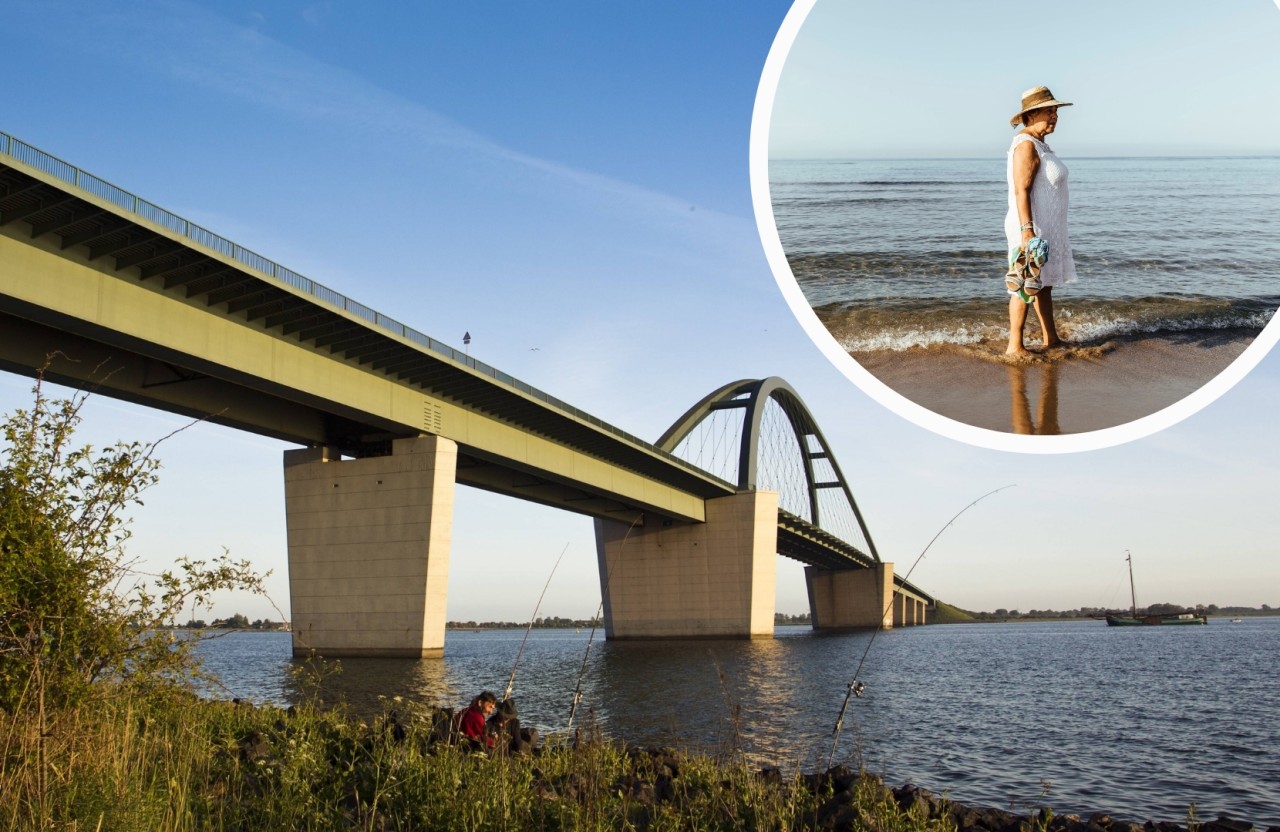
[[199, 617, 1280, 826], [768, 156, 1280, 351]]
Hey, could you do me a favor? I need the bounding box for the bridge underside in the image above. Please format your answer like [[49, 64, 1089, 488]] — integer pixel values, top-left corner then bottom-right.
[[0, 309, 655, 528]]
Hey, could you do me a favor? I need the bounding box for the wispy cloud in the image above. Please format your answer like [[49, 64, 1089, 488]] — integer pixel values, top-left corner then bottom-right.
[[37, 0, 747, 234]]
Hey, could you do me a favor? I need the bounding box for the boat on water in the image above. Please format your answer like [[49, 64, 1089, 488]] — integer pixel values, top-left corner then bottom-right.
[[1104, 550, 1207, 627], [1105, 611, 1207, 626]]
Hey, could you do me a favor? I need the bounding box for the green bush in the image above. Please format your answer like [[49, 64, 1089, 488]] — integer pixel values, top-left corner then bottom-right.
[[0, 373, 264, 713]]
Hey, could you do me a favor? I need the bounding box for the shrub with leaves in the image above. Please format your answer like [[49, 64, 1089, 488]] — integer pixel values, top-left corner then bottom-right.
[[0, 373, 266, 713]]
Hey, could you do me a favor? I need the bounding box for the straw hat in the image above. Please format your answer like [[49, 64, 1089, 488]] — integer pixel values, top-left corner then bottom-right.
[[1009, 85, 1073, 127]]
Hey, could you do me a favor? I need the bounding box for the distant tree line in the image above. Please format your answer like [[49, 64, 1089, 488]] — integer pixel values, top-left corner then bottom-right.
[[175, 614, 287, 630], [965, 603, 1273, 621], [445, 613, 815, 630], [447, 616, 600, 630]]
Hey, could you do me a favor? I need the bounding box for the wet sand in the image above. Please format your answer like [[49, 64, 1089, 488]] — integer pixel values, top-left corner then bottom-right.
[[852, 329, 1257, 435]]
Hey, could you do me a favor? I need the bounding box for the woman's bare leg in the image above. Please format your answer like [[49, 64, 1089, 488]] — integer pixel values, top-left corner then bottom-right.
[[1007, 294, 1031, 355], [1031, 287, 1062, 347]]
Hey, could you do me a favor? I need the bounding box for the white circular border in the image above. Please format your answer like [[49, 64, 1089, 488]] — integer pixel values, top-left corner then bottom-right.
[[751, 0, 1280, 454]]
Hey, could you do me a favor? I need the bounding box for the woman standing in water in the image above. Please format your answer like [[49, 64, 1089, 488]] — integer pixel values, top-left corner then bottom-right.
[[1004, 85, 1077, 356]]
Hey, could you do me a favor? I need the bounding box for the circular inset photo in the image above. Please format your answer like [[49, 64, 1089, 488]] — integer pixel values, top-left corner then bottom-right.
[[752, 0, 1280, 451]]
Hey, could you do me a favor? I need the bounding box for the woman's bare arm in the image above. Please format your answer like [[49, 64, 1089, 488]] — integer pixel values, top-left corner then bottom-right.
[[1012, 139, 1039, 246]]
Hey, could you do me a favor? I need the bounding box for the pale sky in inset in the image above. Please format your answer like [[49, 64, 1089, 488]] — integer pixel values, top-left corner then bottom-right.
[[770, 0, 1280, 158], [1, 0, 1278, 623]]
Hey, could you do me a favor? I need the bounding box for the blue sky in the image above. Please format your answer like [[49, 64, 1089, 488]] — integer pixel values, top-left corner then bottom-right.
[[1, 0, 1278, 622]]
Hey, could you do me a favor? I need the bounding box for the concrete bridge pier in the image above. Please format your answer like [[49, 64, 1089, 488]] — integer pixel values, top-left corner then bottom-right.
[[805, 564, 896, 630], [593, 491, 779, 639], [283, 436, 457, 658], [894, 594, 928, 626]]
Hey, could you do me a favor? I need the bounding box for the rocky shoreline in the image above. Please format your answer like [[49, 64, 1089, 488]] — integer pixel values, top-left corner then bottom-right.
[[774, 764, 1273, 832], [530, 744, 1275, 832], [224, 703, 1278, 832]]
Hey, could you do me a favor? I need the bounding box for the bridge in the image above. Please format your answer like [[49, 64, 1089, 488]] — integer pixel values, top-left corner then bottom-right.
[[0, 131, 933, 657]]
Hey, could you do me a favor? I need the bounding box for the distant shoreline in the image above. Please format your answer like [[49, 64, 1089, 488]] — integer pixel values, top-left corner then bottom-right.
[[180, 611, 1278, 633], [943, 612, 1280, 624]]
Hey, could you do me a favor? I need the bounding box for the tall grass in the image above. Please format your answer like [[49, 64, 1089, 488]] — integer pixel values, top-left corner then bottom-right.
[[0, 688, 963, 831]]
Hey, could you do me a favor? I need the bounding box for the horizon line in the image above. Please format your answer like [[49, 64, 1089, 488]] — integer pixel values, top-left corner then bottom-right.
[[770, 154, 1280, 162]]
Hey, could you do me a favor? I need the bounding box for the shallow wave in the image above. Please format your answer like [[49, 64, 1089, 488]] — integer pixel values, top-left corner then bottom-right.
[[837, 326, 992, 353], [1064, 308, 1274, 344], [815, 297, 1276, 353]]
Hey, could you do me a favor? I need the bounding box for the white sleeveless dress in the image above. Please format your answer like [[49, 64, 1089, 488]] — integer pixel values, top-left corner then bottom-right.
[[1004, 133, 1077, 287]]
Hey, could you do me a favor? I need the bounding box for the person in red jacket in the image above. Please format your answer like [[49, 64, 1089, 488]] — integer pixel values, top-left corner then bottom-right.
[[487, 697, 538, 755], [453, 691, 497, 749]]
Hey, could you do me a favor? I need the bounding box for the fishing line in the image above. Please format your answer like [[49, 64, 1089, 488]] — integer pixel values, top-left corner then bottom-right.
[[1101, 559, 1127, 612], [827, 483, 1015, 768], [503, 541, 571, 702], [567, 511, 644, 731]]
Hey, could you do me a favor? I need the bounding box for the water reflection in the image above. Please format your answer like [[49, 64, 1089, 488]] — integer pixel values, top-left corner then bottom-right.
[[1007, 362, 1061, 435], [589, 639, 797, 755], [287, 653, 461, 715], [289, 629, 606, 733], [284, 628, 861, 765], [588, 631, 875, 767]]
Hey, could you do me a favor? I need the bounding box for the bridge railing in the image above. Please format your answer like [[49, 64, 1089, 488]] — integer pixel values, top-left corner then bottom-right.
[[0, 130, 727, 485]]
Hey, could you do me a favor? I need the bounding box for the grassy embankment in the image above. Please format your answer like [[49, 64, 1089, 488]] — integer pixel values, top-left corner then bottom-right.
[[929, 601, 977, 624], [0, 690, 960, 832]]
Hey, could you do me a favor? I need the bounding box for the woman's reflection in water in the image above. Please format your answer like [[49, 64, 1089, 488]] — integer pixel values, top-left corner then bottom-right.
[[1006, 362, 1061, 435]]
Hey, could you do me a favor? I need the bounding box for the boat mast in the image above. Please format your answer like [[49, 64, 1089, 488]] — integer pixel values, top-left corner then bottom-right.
[[1125, 549, 1137, 618]]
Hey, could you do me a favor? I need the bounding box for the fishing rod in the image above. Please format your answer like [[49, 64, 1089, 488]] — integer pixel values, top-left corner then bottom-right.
[[503, 541, 571, 702], [827, 484, 1015, 768], [567, 512, 644, 731], [565, 609, 600, 731]]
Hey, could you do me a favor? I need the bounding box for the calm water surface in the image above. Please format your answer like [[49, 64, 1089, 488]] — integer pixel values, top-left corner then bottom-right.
[[198, 618, 1280, 825], [770, 157, 1280, 351]]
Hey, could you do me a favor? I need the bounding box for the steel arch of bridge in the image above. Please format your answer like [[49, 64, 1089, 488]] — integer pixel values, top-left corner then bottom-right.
[[656, 377, 880, 563]]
